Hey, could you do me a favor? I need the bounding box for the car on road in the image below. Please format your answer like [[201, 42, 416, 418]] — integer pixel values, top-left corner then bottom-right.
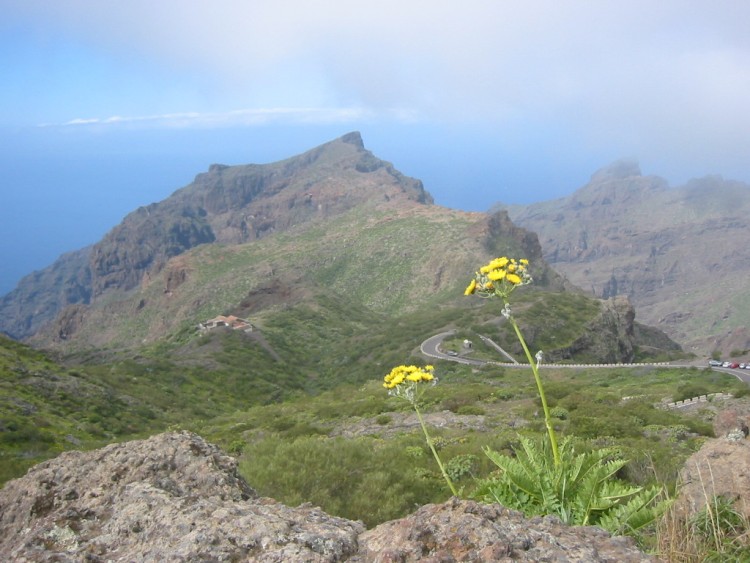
[[447, 351, 458, 357]]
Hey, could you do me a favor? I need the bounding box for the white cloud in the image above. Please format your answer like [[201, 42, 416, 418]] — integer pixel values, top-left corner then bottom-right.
[[45, 107, 387, 129], [8, 0, 750, 178]]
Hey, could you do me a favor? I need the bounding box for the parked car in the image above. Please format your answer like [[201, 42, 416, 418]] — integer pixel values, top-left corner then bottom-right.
[[723, 362, 732, 367], [709, 360, 723, 367], [730, 363, 740, 369]]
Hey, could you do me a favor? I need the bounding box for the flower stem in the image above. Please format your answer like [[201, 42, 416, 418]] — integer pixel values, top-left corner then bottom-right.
[[413, 403, 457, 496], [507, 310, 561, 466]]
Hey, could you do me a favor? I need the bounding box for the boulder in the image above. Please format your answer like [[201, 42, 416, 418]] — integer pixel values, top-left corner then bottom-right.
[[0, 431, 654, 561], [675, 436, 750, 520]]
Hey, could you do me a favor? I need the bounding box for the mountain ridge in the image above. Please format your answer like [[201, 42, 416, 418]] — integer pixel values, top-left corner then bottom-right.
[[496, 162, 750, 355], [0, 132, 431, 341], [0, 134, 682, 369]]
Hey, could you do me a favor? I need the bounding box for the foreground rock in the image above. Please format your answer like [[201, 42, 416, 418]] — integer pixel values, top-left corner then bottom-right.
[[355, 499, 653, 562], [0, 432, 362, 561], [0, 432, 654, 562], [676, 435, 750, 520]]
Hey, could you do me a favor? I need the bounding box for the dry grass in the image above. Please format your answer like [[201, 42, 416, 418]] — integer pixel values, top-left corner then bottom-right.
[[656, 460, 750, 562]]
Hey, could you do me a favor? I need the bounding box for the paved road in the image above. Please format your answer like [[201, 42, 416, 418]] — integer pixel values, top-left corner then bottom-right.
[[420, 331, 485, 366], [419, 331, 716, 371], [714, 366, 750, 384]]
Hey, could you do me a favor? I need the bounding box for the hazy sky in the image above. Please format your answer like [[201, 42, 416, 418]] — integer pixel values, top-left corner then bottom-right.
[[1, 1, 749, 294]]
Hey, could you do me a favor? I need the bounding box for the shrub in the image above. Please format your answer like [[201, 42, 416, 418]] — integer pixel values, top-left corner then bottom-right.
[[674, 384, 711, 402], [375, 414, 392, 425], [444, 454, 478, 482], [239, 435, 446, 527]]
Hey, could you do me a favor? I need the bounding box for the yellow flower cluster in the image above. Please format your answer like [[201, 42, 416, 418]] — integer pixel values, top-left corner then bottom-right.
[[465, 257, 531, 297], [383, 364, 435, 389]]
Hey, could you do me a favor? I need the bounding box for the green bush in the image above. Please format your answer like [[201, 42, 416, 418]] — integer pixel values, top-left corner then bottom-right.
[[444, 454, 478, 482], [239, 434, 448, 527], [375, 414, 392, 425], [674, 384, 711, 402]]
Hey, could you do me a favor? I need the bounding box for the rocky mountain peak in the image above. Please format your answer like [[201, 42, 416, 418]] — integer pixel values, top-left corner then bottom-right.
[[0, 133, 432, 341], [590, 159, 642, 182], [340, 130, 365, 148]]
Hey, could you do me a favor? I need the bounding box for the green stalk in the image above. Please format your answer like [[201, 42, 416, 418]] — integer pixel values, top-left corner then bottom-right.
[[507, 309, 560, 466], [413, 402, 458, 496]]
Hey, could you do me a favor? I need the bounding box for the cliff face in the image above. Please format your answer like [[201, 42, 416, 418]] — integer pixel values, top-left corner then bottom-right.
[[0, 247, 91, 339], [88, 131, 432, 300], [0, 431, 654, 562], [0, 132, 432, 340], [500, 162, 750, 355]]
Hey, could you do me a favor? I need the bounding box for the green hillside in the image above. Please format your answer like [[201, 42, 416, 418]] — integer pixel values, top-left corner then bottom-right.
[[0, 198, 691, 487]]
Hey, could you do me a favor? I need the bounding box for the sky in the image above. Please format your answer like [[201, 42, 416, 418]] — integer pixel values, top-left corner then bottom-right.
[[1, 1, 749, 294]]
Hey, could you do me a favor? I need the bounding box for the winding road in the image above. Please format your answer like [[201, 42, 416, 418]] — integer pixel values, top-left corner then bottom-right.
[[420, 330, 733, 372]]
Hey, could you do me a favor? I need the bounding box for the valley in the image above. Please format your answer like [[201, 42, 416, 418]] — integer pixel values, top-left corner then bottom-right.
[[1, 133, 749, 559]]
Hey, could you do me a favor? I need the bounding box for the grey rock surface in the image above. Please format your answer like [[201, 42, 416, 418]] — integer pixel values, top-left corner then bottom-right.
[[355, 498, 654, 562], [0, 431, 363, 561], [0, 431, 654, 562]]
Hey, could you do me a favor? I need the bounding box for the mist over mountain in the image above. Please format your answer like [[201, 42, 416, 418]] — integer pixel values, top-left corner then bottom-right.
[[496, 160, 750, 356]]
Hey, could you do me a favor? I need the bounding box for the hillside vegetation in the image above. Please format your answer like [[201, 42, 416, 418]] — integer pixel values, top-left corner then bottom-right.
[[0, 134, 691, 490]]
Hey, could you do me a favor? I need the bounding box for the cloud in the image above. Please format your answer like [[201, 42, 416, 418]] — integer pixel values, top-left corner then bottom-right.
[[42, 107, 397, 129], [8, 0, 750, 179]]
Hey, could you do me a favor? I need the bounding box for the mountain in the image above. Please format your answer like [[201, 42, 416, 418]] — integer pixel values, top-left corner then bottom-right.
[[497, 161, 750, 356], [0, 134, 680, 367], [0, 132, 430, 341]]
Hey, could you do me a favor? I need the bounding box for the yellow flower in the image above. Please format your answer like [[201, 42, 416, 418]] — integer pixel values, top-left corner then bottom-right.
[[487, 269, 506, 281], [465, 256, 532, 298], [383, 365, 435, 389], [494, 257, 509, 268]]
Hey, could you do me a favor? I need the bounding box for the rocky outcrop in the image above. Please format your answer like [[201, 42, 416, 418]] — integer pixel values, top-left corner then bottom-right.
[[0, 431, 655, 562], [0, 432, 363, 562], [544, 295, 681, 364], [480, 209, 569, 293], [675, 436, 750, 521], [357, 498, 653, 562], [89, 204, 215, 297]]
